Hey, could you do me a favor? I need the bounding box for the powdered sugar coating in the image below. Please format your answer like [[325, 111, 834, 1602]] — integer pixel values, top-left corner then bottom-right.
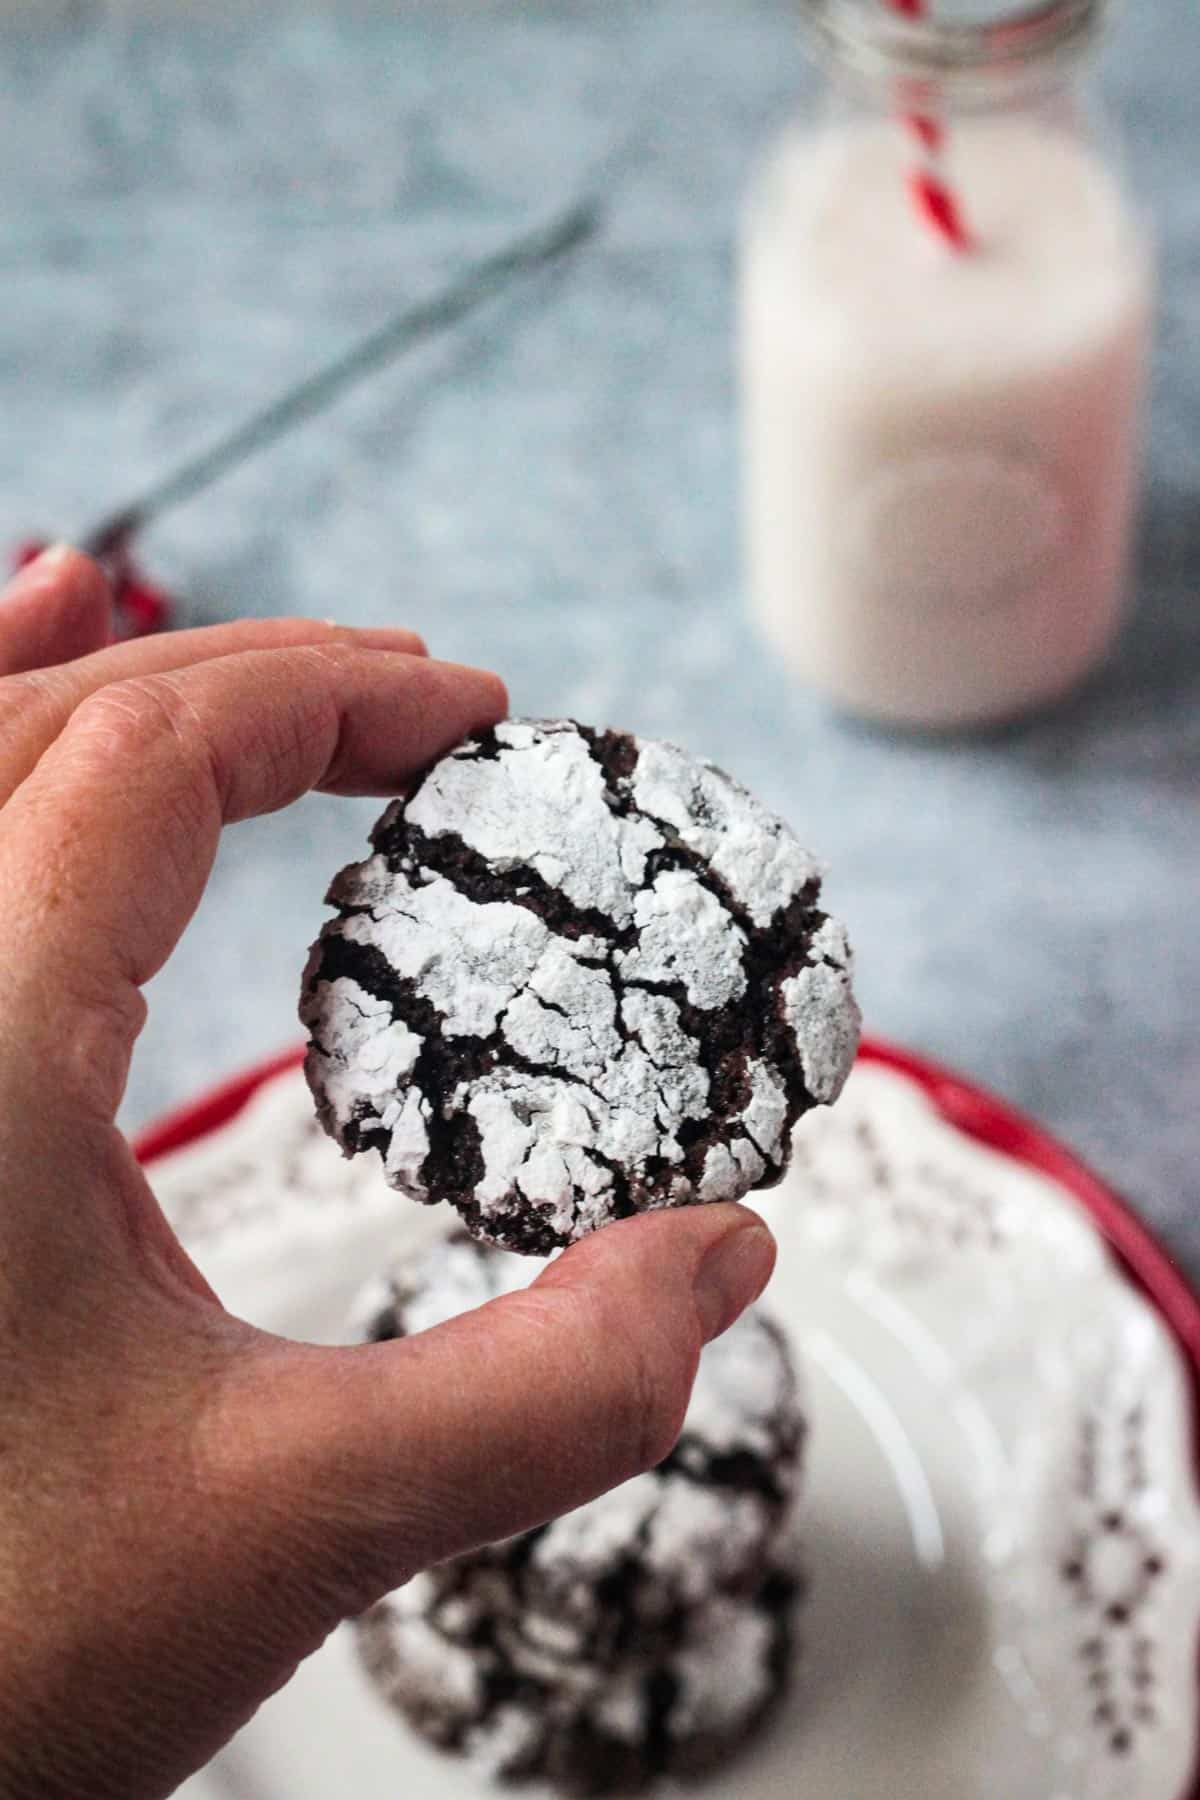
[[466, 1705, 544, 1781], [356, 1562, 796, 1792], [302, 718, 860, 1253], [676, 1294, 798, 1464], [529, 1474, 772, 1616], [339, 870, 551, 1040], [369, 1585, 484, 1717], [781, 917, 861, 1105], [382, 1087, 434, 1194], [630, 735, 822, 929], [406, 719, 665, 928], [354, 1235, 533, 1341], [309, 978, 423, 1125], [616, 869, 748, 1010], [668, 1594, 778, 1736]]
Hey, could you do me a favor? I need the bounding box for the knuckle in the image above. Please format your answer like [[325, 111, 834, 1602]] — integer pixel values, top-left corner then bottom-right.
[[69, 675, 224, 811], [0, 668, 44, 713], [0, 666, 65, 745], [72, 674, 194, 756]]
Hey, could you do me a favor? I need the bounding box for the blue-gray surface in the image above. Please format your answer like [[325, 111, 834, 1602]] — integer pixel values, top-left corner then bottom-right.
[[1, 3, 1196, 1271]]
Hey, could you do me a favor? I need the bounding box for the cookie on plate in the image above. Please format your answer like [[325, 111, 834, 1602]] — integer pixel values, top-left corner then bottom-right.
[[301, 717, 860, 1253], [356, 1561, 798, 1798], [357, 1233, 803, 1660], [352, 1233, 805, 1792]]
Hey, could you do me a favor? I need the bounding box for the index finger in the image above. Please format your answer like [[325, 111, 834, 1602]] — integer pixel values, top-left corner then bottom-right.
[[0, 613, 427, 809], [0, 644, 506, 1119]]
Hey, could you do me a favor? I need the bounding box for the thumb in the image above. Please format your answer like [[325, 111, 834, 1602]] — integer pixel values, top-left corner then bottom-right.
[[229, 1204, 776, 1614]]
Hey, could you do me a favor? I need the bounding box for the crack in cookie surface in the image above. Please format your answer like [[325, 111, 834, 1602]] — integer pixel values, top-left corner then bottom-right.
[[301, 718, 860, 1251]]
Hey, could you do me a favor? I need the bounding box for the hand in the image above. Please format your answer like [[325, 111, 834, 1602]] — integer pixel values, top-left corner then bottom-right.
[[0, 548, 777, 1800]]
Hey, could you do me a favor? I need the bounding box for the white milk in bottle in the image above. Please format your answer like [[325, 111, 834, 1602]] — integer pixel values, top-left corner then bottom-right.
[[740, 0, 1153, 728]]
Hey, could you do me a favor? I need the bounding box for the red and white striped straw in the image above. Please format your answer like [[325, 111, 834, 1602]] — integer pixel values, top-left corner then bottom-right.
[[886, 0, 972, 251]]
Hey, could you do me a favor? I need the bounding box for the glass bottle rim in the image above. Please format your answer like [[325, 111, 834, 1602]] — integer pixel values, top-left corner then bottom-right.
[[798, 0, 1106, 98]]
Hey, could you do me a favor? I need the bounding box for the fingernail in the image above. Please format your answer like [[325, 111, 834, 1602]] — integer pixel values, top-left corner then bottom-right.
[[352, 627, 429, 657], [692, 1219, 776, 1343], [36, 542, 77, 568], [443, 664, 507, 713], [5, 543, 74, 593]]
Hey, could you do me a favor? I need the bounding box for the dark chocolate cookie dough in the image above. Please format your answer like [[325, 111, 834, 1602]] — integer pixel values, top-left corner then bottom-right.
[[302, 718, 860, 1253]]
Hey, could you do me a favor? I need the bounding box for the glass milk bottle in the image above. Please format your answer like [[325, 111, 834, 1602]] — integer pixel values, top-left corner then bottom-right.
[[740, 0, 1154, 729]]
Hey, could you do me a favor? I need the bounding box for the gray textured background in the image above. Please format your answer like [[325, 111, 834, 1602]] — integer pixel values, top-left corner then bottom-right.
[[2, 3, 1196, 1272]]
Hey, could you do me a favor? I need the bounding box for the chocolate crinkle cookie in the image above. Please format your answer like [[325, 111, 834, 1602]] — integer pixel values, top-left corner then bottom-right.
[[353, 1234, 806, 1794], [357, 1562, 798, 1798], [301, 717, 860, 1254]]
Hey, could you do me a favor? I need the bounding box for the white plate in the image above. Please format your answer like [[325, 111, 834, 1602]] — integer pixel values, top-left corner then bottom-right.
[[149, 1057, 1200, 1800]]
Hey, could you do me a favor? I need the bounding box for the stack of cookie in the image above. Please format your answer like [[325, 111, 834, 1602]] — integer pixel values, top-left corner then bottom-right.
[[352, 1234, 805, 1794]]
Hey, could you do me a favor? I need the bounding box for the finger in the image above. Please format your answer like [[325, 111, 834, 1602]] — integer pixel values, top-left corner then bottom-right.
[[211, 1204, 778, 1613], [0, 546, 112, 676], [0, 613, 428, 809], [0, 645, 506, 1119]]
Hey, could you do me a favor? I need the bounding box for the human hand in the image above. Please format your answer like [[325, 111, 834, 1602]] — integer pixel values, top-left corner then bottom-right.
[[0, 548, 777, 1800]]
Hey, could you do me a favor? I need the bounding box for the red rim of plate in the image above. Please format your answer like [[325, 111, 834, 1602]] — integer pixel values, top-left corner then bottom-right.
[[135, 1035, 1200, 1795]]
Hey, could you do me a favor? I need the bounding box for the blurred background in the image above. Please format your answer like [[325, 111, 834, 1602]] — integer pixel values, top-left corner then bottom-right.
[[0, 0, 1196, 1269]]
